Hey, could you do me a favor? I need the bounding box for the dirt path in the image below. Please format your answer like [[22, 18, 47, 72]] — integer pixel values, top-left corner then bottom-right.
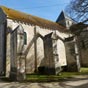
[[0, 75, 88, 88]]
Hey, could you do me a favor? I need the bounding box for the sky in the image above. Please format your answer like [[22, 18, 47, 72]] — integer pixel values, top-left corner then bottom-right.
[[0, 0, 71, 22]]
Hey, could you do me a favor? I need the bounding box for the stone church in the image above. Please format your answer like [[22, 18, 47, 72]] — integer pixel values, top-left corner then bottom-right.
[[0, 6, 85, 80]]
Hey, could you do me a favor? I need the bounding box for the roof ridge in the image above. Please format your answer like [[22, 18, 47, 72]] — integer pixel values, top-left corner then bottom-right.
[[0, 6, 56, 24], [0, 5, 67, 32]]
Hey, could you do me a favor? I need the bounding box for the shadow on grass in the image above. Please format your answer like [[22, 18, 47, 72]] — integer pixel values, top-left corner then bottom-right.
[[24, 68, 88, 83], [0, 77, 12, 82], [1, 67, 88, 83]]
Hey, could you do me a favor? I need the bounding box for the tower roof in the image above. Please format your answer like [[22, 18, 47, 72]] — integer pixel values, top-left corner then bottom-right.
[[56, 11, 65, 22], [56, 11, 75, 23]]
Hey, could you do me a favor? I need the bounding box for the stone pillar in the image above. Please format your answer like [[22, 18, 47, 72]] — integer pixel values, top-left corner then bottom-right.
[[0, 9, 7, 76], [0, 21, 7, 76], [74, 37, 81, 72], [34, 26, 38, 73], [17, 55, 26, 81], [43, 33, 55, 74], [10, 28, 17, 81], [10, 25, 26, 81]]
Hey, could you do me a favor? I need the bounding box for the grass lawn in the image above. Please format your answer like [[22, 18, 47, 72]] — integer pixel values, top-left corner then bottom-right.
[[26, 67, 88, 82]]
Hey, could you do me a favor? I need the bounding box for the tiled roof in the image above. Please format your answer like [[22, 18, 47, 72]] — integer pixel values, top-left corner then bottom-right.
[[0, 6, 67, 32]]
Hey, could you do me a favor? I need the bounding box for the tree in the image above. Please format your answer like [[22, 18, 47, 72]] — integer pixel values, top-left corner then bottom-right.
[[70, 22, 88, 35], [66, 0, 88, 23]]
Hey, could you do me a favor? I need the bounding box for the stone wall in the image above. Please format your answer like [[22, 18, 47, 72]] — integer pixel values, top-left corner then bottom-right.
[[6, 19, 70, 75], [79, 30, 88, 67]]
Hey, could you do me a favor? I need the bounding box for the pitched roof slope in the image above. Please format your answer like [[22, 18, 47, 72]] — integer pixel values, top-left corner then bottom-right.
[[0, 6, 66, 32], [56, 11, 76, 23]]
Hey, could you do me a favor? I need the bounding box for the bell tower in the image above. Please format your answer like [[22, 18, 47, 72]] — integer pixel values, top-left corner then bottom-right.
[[56, 11, 76, 29]]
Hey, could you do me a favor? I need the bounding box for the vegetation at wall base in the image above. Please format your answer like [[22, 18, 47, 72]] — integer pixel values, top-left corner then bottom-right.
[[25, 67, 88, 82], [1, 67, 88, 82]]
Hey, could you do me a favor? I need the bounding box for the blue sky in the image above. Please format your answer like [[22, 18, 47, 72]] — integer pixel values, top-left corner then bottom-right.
[[0, 0, 71, 22]]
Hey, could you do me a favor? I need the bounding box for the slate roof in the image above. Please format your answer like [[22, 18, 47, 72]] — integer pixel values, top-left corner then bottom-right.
[[56, 11, 76, 23], [0, 6, 68, 32]]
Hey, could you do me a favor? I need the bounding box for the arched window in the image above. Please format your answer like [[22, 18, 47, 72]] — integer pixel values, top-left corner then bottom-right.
[[24, 32, 27, 45]]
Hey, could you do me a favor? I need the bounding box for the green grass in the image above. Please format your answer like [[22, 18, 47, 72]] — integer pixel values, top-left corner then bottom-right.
[[81, 67, 88, 73], [25, 67, 88, 82]]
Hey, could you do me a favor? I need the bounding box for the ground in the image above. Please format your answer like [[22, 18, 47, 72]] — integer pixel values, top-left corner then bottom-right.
[[0, 75, 88, 88]]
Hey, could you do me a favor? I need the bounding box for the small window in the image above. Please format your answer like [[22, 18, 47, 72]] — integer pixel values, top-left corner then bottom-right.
[[24, 32, 27, 45]]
